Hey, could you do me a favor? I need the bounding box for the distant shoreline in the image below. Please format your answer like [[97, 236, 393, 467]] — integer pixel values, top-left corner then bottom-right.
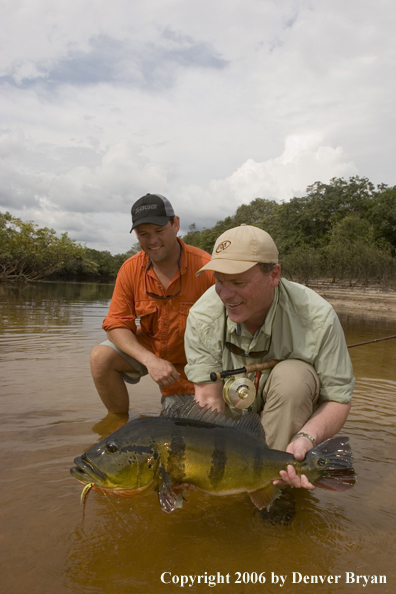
[[306, 281, 396, 321]]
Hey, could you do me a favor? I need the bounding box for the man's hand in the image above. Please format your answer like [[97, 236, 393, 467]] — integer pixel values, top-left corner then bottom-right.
[[272, 401, 352, 490], [193, 382, 225, 413], [106, 328, 180, 388], [273, 436, 316, 490], [145, 355, 180, 387]]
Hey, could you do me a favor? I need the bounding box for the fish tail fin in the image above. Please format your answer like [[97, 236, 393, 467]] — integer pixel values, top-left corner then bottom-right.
[[307, 436, 356, 491]]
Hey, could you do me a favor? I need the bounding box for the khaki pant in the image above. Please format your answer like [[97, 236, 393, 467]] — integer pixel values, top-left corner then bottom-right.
[[261, 360, 320, 451]]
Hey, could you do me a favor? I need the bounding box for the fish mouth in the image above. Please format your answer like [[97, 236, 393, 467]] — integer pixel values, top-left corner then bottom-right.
[[70, 455, 107, 485]]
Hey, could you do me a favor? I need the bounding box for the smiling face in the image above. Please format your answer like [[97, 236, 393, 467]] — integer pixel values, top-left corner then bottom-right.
[[214, 264, 281, 334], [134, 217, 180, 264]]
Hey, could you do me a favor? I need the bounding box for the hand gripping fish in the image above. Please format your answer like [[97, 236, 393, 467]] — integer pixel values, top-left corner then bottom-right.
[[70, 401, 356, 513]]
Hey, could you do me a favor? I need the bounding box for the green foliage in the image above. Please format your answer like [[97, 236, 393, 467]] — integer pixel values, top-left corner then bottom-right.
[[0, 212, 86, 282], [2, 175, 396, 286], [0, 212, 141, 283], [368, 185, 396, 251], [321, 216, 395, 285], [183, 176, 396, 287], [281, 244, 323, 286], [182, 198, 279, 254]]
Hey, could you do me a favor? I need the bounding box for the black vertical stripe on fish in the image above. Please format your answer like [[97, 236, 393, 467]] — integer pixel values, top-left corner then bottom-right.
[[209, 432, 227, 488], [252, 444, 262, 482], [167, 433, 186, 484]]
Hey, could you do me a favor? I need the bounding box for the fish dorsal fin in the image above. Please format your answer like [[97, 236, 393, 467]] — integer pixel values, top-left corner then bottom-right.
[[163, 400, 267, 441], [236, 413, 267, 442], [163, 400, 236, 427]]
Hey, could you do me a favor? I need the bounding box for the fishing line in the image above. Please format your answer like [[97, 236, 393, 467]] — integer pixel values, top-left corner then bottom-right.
[[96, 487, 135, 534], [80, 482, 133, 532]]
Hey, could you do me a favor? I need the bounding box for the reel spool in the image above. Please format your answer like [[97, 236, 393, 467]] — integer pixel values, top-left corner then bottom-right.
[[223, 376, 256, 410]]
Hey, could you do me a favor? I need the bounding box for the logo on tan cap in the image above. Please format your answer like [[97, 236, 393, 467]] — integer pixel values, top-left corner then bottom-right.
[[216, 240, 231, 253], [195, 224, 279, 276]]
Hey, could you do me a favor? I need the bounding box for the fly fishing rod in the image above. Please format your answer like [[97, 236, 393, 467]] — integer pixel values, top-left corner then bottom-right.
[[346, 334, 396, 348], [210, 360, 279, 382], [210, 334, 396, 408], [210, 334, 396, 382]]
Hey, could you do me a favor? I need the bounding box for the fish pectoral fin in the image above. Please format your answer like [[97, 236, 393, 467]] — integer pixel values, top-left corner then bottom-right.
[[157, 466, 184, 514], [248, 484, 282, 510]]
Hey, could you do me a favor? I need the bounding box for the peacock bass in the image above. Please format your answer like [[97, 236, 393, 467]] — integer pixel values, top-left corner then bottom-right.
[[70, 401, 356, 513]]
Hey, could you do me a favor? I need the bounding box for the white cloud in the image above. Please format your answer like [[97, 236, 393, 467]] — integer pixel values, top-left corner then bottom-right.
[[0, 0, 395, 253], [175, 134, 357, 228]]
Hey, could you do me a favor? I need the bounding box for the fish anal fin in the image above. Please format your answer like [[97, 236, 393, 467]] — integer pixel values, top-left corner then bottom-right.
[[157, 466, 183, 513], [248, 484, 282, 510]]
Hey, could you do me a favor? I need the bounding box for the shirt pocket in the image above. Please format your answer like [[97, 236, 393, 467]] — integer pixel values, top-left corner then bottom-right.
[[135, 301, 158, 337], [178, 302, 194, 338]]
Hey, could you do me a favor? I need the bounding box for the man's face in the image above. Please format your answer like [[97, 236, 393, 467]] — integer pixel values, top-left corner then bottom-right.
[[134, 217, 180, 263], [214, 264, 281, 333]]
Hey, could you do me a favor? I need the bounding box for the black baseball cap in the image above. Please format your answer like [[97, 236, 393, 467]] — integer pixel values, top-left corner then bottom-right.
[[130, 193, 175, 232]]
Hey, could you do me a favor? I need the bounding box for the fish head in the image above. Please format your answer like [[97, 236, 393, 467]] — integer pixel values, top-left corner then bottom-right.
[[70, 434, 161, 495]]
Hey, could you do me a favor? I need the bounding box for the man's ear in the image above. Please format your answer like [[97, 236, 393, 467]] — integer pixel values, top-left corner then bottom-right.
[[270, 263, 281, 286], [173, 216, 181, 234]]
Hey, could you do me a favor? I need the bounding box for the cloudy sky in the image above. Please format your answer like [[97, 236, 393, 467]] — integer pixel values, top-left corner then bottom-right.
[[1, 0, 395, 254]]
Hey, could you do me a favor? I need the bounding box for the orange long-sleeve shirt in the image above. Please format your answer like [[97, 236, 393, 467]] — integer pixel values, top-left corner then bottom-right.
[[102, 238, 214, 395]]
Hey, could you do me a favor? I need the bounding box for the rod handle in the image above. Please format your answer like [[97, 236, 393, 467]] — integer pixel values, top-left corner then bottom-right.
[[244, 360, 280, 373], [210, 360, 280, 382]]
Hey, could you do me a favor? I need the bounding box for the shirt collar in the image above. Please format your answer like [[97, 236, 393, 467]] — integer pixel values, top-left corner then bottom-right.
[[177, 238, 188, 275]]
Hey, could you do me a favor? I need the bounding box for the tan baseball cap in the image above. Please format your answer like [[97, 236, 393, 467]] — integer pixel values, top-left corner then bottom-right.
[[197, 224, 278, 275]]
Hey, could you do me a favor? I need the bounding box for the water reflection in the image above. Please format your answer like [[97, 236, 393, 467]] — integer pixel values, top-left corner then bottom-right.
[[0, 282, 114, 337], [1, 282, 396, 594]]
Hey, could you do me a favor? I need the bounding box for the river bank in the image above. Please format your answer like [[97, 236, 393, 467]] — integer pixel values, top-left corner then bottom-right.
[[307, 281, 396, 320]]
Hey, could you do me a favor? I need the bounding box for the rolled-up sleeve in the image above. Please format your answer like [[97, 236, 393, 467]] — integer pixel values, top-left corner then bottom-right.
[[102, 263, 138, 332], [314, 310, 355, 404], [184, 288, 225, 384], [184, 315, 221, 384]]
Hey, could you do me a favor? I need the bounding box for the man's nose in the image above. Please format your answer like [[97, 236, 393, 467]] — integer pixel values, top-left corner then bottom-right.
[[218, 283, 235, 301], [147, 234, 159, 245]]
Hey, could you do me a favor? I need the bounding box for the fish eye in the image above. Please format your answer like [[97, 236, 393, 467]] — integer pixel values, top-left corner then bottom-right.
[[106, 441, 119, 454], [318, 458, 326, 466]]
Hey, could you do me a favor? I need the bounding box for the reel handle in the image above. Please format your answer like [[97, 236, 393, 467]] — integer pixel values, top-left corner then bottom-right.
[[210, 360, 280, 382]]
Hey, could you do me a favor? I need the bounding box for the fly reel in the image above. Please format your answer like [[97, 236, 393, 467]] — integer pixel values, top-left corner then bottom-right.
[[223, 376, 256, 410]]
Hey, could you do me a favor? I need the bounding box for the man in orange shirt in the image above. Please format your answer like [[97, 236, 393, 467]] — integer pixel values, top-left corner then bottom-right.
[[90, 193, 214, 414]]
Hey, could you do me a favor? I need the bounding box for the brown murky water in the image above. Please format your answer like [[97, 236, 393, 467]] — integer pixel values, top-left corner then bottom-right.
[[1, 282, 395, 594]]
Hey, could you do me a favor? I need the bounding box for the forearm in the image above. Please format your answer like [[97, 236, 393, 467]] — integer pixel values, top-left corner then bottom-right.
[[275, 400, 352, 490], [107, 328, 157, 367], [107, 328, 180, 386], [296, 401, 352, 445]]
